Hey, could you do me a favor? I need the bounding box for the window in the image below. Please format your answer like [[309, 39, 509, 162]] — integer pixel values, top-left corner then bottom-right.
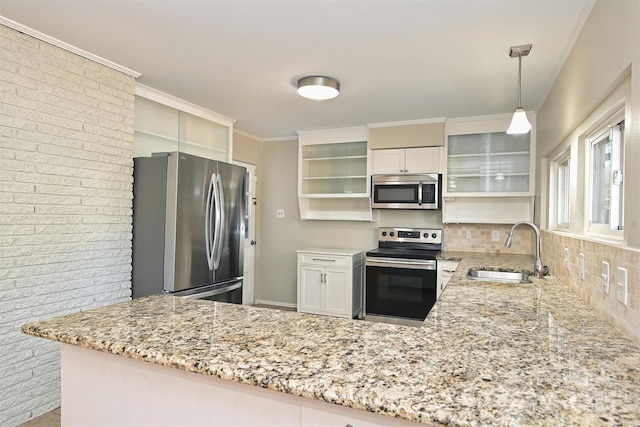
[[553, 152, 571, 228], [586, 111, 624, 236]]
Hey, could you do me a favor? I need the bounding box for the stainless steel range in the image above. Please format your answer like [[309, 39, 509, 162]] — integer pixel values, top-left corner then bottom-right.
[[365, 227, 442, 325]]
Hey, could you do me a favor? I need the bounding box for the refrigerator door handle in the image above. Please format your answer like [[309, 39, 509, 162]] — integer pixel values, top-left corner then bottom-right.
[[205, 173, 215, 271], [213, 173, 225, 269]]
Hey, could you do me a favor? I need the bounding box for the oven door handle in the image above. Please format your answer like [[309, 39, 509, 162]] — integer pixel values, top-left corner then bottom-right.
[[366, 258, 436, 270]]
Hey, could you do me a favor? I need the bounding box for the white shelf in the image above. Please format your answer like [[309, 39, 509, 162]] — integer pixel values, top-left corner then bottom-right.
[[297, 128, 373, 221], [448, 172, 529, 178], [303, 155, 368, 162], [447, 150, 529, 158], [302, 176, 367, 180]]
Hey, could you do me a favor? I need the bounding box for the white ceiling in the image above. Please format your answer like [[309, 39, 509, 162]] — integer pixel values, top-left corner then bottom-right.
[[0, 0, 593, 140]]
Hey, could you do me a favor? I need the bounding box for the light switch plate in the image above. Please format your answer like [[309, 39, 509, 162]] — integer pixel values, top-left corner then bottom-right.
[[579, 253, 585, 279], [564, 248, 569, 270], [491, 230, 500, 242], [617, 267, 628, 305], [601, 261, 609, 294]]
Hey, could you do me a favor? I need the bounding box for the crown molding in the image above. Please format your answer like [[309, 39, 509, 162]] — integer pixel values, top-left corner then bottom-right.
[[0, 16, 141, 78]]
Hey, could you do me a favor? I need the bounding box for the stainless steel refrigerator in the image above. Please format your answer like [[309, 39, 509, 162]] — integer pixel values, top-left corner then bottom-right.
[[131, 152, 246, 302]]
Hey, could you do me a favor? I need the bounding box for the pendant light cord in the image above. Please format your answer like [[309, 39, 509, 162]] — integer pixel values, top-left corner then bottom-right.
[[517, 54, 523, 109]]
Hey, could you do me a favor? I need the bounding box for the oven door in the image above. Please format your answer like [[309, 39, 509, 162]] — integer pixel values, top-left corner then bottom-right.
[[365, 258, 437, 321]]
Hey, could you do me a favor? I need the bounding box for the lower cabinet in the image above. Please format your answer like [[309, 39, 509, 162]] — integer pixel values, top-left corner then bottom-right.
[[297, 249, 364, 319], [437, 260, 459, 299]]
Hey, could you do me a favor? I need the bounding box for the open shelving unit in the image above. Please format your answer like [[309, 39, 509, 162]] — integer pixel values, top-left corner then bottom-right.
[[297, 127, 373, 221]]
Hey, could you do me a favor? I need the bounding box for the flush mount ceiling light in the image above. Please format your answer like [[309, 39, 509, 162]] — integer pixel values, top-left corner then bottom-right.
[[506, 44, 533, 134], [297, 76, 340, 100]]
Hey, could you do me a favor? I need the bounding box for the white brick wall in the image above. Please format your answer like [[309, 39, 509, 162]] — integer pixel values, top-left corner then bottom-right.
[[0, 24, 135, 426]]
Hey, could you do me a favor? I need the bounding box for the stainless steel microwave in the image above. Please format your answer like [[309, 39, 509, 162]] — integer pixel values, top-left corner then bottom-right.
[[371, 174, 441, 210]]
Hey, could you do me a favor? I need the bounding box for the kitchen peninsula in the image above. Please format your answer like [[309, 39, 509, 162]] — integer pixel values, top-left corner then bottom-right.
[[22, 253, 640, 427]]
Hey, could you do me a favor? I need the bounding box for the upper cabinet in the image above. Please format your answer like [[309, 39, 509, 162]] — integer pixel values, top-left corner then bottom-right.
[[372, 147, 441, 174], [445, 115, 535, 197], [133, 85, 234, 162], [297, 127, 373, 221], [368, 120, 445, 175], [443, 114, 536, 224]]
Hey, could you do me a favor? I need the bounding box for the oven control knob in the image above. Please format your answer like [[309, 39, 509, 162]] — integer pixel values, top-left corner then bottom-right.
[[423, 233, 429, 238], [381, 231, 387, 237], [431, 233, 438, 239], [389, 232, 395, 237]]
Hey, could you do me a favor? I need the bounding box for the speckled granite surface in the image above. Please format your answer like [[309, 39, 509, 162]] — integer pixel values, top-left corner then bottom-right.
[[22, 252, 640, 426]]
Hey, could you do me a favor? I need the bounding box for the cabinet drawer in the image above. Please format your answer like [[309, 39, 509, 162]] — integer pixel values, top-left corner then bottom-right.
[[298, 253, 349, 267]]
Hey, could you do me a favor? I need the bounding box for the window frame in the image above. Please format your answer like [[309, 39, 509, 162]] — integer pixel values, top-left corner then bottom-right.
[[551, 151, 571, 230], [585, 109, 625, 239]]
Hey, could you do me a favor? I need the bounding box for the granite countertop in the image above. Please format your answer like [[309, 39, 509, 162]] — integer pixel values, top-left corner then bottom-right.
[[22, 252, 640, 426]]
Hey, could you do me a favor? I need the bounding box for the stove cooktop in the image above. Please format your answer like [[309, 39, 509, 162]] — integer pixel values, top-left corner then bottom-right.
[[367, 227, 442, 260]]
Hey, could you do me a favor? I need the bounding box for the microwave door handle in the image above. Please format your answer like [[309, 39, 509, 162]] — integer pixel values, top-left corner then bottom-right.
[[417, 182, 423, 206]]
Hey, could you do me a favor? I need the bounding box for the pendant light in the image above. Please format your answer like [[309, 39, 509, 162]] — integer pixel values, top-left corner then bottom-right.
[[506, 44, 532, 134], [297, 76, 340, 100]]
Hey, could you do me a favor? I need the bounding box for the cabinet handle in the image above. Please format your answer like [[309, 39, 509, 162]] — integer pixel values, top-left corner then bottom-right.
[[312, 258, 336, 263]]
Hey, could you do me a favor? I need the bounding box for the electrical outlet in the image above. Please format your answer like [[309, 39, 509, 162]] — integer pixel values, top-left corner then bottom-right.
[[276, 209, 285, 219], [491, 230, 500, 242], [617, 267, 628, 305], [601, 261, 610, 294], [579, 253, 585, 279], [563, 248, 569, 270]]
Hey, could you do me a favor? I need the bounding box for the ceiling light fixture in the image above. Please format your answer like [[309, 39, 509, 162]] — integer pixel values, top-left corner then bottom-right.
[[506, 44, 532, 134], [297, 76, 340, 100]]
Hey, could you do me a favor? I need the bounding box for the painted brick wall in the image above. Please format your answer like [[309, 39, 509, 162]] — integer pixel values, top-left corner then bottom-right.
[[0, 24, 135, 426]]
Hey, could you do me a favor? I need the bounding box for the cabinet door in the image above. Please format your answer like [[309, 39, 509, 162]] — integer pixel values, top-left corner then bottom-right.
[[322, 269, 349, 316], [299, 266, 323, 313], [405, 147, 440, 174], [372, 149, 406, 174]]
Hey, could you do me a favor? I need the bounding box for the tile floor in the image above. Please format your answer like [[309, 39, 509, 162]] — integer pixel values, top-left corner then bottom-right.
[[18, 407, 60, 427]]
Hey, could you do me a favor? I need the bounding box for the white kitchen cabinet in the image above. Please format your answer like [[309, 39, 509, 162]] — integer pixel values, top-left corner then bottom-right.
[[437, 260, 459, 298], [372, 147, 441, 174], [297, 249, 364, 319], [443, 114, 536, 223], [133, 86, 234, 162], [297, 127, 374, 221], [445, 114, 535, 196]]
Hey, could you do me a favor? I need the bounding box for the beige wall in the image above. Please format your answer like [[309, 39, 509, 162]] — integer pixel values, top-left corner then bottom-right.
[[254, 140, 443, 306], [536, 0, 640, 248], [232, 131, 261, 166], [536, 0, 640, 344]]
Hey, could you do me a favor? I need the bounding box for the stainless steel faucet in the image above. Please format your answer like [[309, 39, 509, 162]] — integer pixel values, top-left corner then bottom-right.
[[504, 221, 544, 278]]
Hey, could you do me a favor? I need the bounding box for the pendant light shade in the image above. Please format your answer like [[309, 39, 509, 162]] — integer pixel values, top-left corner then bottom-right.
[[507, 107, 532, 134], [506, 44, 532, 135], [297, 76, 340, 100]]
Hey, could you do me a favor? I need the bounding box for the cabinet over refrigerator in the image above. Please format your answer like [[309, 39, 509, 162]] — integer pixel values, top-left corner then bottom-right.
[[132, 152, 246, 303]]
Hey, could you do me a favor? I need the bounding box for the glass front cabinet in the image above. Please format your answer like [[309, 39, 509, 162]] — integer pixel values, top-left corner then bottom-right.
[[297, 127, 373, 221], [443, 114, 536, 223], [133, 86, 233, 162]]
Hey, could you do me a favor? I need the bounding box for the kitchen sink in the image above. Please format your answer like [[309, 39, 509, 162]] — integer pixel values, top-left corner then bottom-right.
[[467, 268, 531, 284]]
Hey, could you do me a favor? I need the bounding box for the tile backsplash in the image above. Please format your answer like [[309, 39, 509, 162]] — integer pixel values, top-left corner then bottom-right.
[[443, 224, 638, 346], [542, 231, 639, 346], [444, 223, 534, 255]]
